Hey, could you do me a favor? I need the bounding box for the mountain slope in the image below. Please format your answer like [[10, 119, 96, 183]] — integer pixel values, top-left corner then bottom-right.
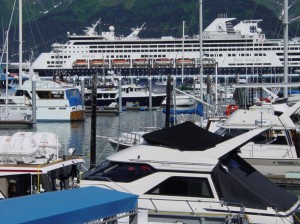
[[0, 0, 299, 61]]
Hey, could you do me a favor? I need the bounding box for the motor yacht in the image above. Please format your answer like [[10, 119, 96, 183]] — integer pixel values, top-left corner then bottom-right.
[[214, 101, 300, 177], [84, 75, 166, 108], [0, 79, 84, 121], [81, 121, 300, 224]]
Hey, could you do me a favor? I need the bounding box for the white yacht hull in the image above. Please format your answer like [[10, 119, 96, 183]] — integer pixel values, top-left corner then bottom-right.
[[245, 157, 300, 177]]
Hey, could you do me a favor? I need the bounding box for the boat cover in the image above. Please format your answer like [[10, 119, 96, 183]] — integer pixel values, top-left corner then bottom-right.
[[143, 121, 225, 151], [0, 186, 138, 224], [212, 153, 298, 211]]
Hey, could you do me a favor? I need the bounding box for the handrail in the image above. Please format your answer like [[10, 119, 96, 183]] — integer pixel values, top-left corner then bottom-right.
[[175, 88, 213, 108], [139, 196, 246, 217]]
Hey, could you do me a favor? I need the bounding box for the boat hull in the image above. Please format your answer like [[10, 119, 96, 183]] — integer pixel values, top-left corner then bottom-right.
[[85, 95, 165, 107], [244, 157, 300, 177], [70, 110, 85, 121]]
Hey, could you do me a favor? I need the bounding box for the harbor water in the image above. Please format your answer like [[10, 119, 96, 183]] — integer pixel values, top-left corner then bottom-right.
[[1, 109, 300, 197], [0, 110, 167, 167]]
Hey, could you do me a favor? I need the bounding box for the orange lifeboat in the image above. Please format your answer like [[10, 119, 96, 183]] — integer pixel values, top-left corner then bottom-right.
[[176, 58, 194, 66], [225, 104, 239, 117], [112, 59, 130, 67], [154, 58, 173, 66], [73, 59, 88, 67], [133, 58, 148, 66], [90, 59, 107, 67]]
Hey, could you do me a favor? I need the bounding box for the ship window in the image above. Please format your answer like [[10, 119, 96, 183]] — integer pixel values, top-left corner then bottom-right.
[[15, 90, 31, 99], [51, 91, 64, 99], [36, 91, 51, 99], [146, 176, 213, 198], [82, 161, 155, 182]]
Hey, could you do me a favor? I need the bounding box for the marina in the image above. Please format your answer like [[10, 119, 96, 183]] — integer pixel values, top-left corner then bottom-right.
[[2, 0, 300, 223]]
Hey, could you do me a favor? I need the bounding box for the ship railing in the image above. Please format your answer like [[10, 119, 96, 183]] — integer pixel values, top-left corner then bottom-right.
[[0, 96, 31, 106], [203, 31, 242, 40], [120, 133, 142, 145], [267, 39, 284, 43], [139, 196, 248, 222]]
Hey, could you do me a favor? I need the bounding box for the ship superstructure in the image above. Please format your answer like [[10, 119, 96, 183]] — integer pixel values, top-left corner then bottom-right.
[[32, 16, 300, 78]]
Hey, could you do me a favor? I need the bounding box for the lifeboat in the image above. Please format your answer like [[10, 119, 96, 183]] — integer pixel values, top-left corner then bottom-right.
[[154, 58, 173, 66], [0, 135, 39, 163], [72, 59, 88, 67], [176, 58, 194, 66], [89, 59, 107, 67], [112, 59, 130, 67], [133, 58, 148, 66]]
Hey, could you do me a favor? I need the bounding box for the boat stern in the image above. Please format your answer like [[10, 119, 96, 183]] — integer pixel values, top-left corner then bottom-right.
[[70, 109, 84, 121]]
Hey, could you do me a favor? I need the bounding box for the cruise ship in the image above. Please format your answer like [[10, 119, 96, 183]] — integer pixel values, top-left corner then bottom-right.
[[31, 16, 300, 79]]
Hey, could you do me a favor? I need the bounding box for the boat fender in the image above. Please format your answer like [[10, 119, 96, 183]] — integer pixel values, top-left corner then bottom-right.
[[225, 105, 239, 116]]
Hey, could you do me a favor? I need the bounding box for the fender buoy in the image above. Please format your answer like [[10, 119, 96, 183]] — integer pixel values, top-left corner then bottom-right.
[[225, 104, 239, 116], [259, 97, 271, 103]]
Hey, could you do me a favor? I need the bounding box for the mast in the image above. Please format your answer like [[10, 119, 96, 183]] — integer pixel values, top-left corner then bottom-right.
[[181, 21, 185, 84], [283, 0, 288, 98], [89, 73, 97, 170], [199, 0, 203, 125], [18, 0, 22, 87], [5, 31, 8, 118]]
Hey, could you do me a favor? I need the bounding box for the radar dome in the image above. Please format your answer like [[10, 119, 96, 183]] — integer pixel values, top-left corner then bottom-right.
[[257, 28, 262, 34], [109, 26, 115, 32]]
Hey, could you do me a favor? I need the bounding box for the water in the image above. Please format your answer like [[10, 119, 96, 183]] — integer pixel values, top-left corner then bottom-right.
[[2, 110, 300, 198], [0, 110, 166, 167]]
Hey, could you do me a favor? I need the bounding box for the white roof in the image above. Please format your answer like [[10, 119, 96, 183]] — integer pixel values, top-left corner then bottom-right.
[[108, 128, 269, 172], [204, 18, 235, 32], [218, 109, 284, 129]]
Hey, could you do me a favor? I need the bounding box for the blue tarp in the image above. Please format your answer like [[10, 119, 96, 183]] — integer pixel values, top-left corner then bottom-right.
[[0, 187, 138, 224], [162, 103, 204, 116], [196, 103, 204, 116], [163, 108, 196, 114]]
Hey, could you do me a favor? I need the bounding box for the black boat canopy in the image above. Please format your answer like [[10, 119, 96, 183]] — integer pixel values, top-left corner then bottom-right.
[[213, 153, 298, 211], [143, 121, 225, 151]]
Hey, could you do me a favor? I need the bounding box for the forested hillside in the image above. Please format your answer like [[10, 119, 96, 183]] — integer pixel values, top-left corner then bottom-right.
[[0, 0, 299, 61]]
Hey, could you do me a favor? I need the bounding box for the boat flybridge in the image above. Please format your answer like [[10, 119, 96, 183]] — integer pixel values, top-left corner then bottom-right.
[[0, 79, 85, 121], [81, 122, 300, 224], [214, 100, 300, 177]]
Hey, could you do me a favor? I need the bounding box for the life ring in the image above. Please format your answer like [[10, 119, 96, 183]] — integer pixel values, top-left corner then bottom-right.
[[225, 104, 239, 116], [259, 97, 271, 103]]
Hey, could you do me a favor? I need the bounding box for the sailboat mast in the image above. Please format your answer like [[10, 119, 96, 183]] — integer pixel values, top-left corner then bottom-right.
[[283, 0, 288, 98], [5, 31, 8, 118], [19, 0, 22, 87], [199, 0, 203, 125], [181, 21, 185, 84]]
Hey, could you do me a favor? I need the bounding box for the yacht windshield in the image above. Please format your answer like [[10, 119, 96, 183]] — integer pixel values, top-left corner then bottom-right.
[[82, 161, 155, 182]]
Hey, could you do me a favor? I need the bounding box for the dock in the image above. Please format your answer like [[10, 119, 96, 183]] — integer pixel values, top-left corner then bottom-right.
[[85, 106, 162, 113], [84, 106, 120, 115], [268, 174, 300, 187], [0, 120, 33, 128]]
